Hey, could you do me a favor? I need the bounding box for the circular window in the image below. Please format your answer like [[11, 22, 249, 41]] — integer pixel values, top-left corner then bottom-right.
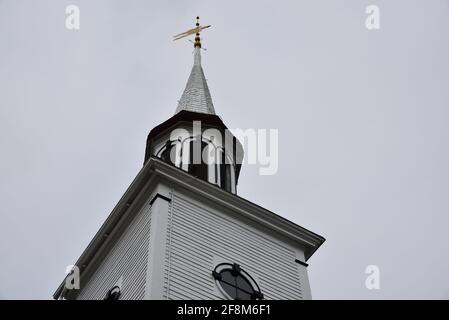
[[213, 263, 263, 300], [104, 286, 121, 300]]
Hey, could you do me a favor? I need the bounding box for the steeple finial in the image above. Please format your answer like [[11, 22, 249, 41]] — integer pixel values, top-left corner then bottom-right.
[[173, 16, 211, 48], [174, 17, 215, 115], [194, 16, 201, 48]]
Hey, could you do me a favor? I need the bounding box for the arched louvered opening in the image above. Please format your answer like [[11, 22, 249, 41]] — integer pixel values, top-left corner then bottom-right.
[[188, 139, 208, 181], [217, 148, 236, 194], [155, 136, 236, 194], [160, 141, 174, 166], [157, 140, 180, 167]]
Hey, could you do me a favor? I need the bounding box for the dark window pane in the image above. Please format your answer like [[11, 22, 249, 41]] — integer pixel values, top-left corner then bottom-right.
[[235, 275, 253, 293], [219, 280, 237, 299], [220, 270, 236, 286], [236, 289, 252, 300], [217, 267, 260, 301]]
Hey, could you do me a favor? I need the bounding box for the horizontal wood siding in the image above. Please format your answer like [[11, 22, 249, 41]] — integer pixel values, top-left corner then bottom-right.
[[165, 192, 303, 300], [76, 202, 152, 300]]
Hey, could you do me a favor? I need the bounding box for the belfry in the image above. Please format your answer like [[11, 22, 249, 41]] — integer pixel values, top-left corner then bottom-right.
[[54, 17, 324, 300]]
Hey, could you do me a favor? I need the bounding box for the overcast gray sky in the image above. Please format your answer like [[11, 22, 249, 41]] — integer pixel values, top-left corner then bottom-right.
[[1, 0, 449, 299]]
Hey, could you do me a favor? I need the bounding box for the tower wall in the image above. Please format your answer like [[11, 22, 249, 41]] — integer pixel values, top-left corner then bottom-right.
[[75, 200, 152, 300], [149, 182, 312, 300], [72, 178, 312, 300]]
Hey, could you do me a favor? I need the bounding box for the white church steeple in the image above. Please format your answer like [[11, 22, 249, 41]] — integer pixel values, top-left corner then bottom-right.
[[175, 17, 215, 115], [175, 47, 215, 115], [53, 17, 325, 301]]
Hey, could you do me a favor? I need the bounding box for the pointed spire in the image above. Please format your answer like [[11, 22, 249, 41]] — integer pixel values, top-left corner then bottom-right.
[[174, 17, 215, 115]]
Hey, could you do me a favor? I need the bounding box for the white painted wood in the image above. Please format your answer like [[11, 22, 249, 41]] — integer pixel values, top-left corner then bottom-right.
[[75, 200, 152, 300], [145, 184, 172, 299], [161, 187, 309, 300]]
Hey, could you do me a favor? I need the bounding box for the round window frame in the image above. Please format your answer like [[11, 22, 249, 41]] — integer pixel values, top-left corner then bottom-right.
[[212, 263, 263, 300], [104, 285, 121, 300]]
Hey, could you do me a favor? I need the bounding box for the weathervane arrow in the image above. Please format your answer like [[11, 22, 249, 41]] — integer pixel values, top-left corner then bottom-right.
[[173, 16, 210, 47]]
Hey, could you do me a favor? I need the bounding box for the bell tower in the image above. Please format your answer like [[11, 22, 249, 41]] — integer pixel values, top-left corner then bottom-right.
[[53, 18, 324, 300], [145, 17, 243, 195]]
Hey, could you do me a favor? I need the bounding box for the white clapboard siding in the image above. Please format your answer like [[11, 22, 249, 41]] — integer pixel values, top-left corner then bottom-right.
[[164, 192, 303, 300], [76, 202, 152, 300]]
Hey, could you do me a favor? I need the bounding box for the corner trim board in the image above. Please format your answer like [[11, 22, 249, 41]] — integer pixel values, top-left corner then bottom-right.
[[295, 259, 309, 267], [150, 193, 172, 206]]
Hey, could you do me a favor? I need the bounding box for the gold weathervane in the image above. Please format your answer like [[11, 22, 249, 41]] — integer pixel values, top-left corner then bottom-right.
[[173, 16, 211, 48]]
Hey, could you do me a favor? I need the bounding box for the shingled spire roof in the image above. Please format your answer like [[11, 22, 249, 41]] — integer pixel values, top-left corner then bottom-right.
[[175, 46, 216, 115]]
